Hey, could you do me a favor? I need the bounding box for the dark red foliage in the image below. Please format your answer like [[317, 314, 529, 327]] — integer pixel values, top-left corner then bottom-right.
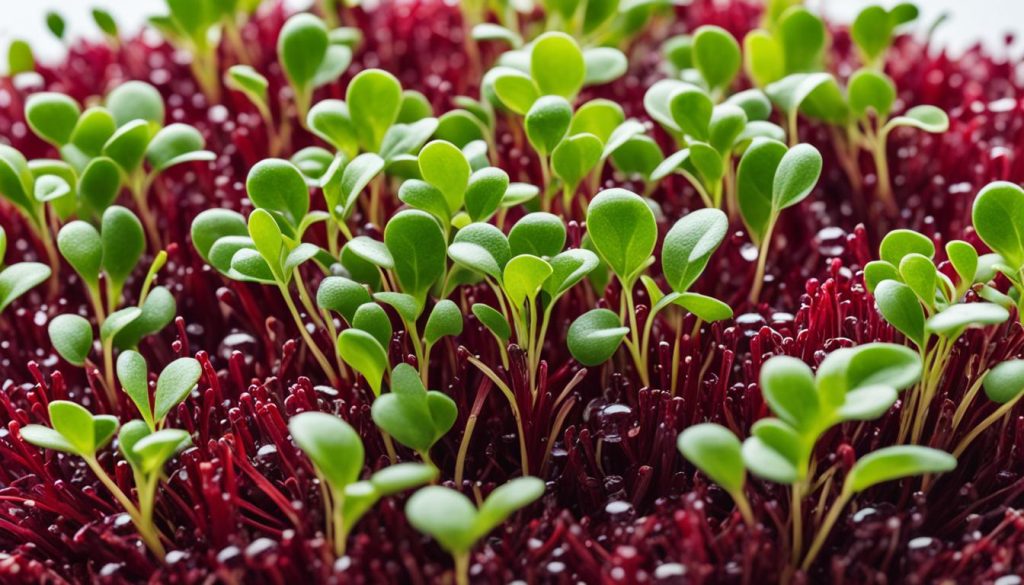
[[1, 1, 1024, 583]]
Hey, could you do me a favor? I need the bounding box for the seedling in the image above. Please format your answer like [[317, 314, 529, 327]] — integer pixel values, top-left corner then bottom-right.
[[736, 138, 822, 303], [92, 8, 120, 49], [742, 7, 827, 88], [405, 477, 544, 585], [0, 144, 68, 269], [951, 359, 1024, 457], [371, 363, 458, 465], [851, 3, 920, 68], [972, 181, 1024, 319], [45, 11, 66, 42], [278, 13, 352, 123], [225, 65, 282, 154], [289, 411, 436, 555], [866, 228, 1011, 443], [19, 401, 167, 555], [149, 0, 232, 100], [677, 423, 753, 525], [116, 351, 203, 431], [7, 39, 34, 76]]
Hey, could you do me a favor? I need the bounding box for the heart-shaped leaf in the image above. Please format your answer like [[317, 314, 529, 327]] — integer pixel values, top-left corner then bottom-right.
[[419, 141, 471, 213], [105, 80, 164, 127], [669, 85, 713, 140], [874, 280, 926, 348], [146, 124, 214, 172], [508, 213, 566, 258], [317, 276, 371, 323], [57, 221, 103, 287], [425, 300, 463, 345], [246, 158, 310, 229], [371, 363, 457, 454], [101, 206, 144, 293]]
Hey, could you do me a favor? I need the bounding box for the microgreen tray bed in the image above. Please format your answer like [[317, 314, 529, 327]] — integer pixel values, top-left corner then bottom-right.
[[1, 0, 1024, 583]]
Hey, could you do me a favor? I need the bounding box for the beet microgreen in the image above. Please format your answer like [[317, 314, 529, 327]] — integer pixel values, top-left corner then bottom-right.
[[279, 13, 352, 123], [405, 477, 544, 585], [866, 227, 1012, 443], [736, 138, 822, 303], [20, 400, 167, 556], [289, 411, 436, 555], [851, 3, 919, 68], [371, 363, 458, 466], [0, 225, 51, 313], [972, 181, 1024, 318], [677, 423, 753, 525]]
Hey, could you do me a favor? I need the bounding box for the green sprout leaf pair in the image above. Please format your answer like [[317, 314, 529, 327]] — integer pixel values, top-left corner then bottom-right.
[[289, 411, 436, 555], [117, 351, 203, 431], [277, 13, 352, 118], [370, 363, 458, 463], [20, 400, 118, 458]]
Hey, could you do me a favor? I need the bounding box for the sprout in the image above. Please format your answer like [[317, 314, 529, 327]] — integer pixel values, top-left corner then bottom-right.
[[20, 401, 166, 556], [289, 412, 436, 555], [371, 363, 458, 465], [0, 226, 51, 313], [278, 13, 352, 123], [405, 477, 544, 585], [92, 8, 120, 49], [736, 139, 822, 303], [7, 39, 34, 76], [866, 227, 1011, 443], [851, 3, 919, 67]]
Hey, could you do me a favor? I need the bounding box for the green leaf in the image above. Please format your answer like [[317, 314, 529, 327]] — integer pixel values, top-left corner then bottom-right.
[[374, 292, 422, 324], [542, 249, 600, 303], [847, 446, 956, 493], [610, 136, 664, 180], [352, 303, 393, 349], [116, 350, 154, 428], [48, 400, 98, 455], [405, 486, 479, 554], [25, 93, 80, 147], [898, 253, 938, 309], [347, 69, 403, 152], [765, 72, 834, 119], [874, 280, 926, 348], [6, 40, 34, 75], [398, 180, 450, 223], [419, 141, 471, 213], [100, 307, 141, 343], [525, 96, 572, 157], [530, 32, 585, 98], [503, 255, 552, 309], [103, 120, 152, 173], [57, 221, 102, 287], [880, 229, 935, 266], [317, 276, 371, 323], [725, 89, 773, 122], [848, 69, 896, 119], [225, 65, 269, 109], [736, 138, 786, 243], [926, 303, 1010, 336], [132, 428, 190, 475], [773, 143, 822, 209], [337, 328, 389, 396], [313, 45, 352, 89], [644, 79, 689, 132], [278, 13, 329, 91], [464, 167, 509, 222], [68, 108, 117, 159], [692, 25, 740, 92], [567, 308, 629, 366], [114, 286, 176, 350], [570, 99, 625, 144], [288, 411, 364, 490], [885, 105, 949, 134], [677, 423, 745, 493], [0, 145, 34, 214], [586, 188, 657, 282], [743, 30, 784, 87], [777, 7, 826, 73], [552, 133, 603, 193], [508, 213, 566, 258], [246, 159, 309, 229], [582, 47, 628, 86], [307, 100, 356, 154], [836, 384, 899, 421], [371, 363, 457, 454], [972, 181, 1024, 270], [474, 476, 545, 537], [670, 292, 733, 322], [741, 434, 800, 484], [384, 210, 447, 304], [191, 209, 248, 265], [471, 23, 522, 48], [708, 104, 748, 154], [48, 314, 94, 366], [983, 360, 1024, 404], [434, 111, 485, 148], [669, 85, 713, 141], [101, 206, 145, 292], [841, 342, 923, 393], [760, 355, 819, 431], [425, 300, 463, 344], [472, 303, 511, 342], [153, 357, 202, 423], [851, 6, 892, 64], [77, 156, 122, 214], [662, 209, 727, 294], [449, 223, 511, 280], [0, 262, 51, 313], [105, 81, 164, 127], [946, 241, 979, 289], [146, 124, 214, 172], [20, 425, 77, 454], [491, 68, 540, 115]]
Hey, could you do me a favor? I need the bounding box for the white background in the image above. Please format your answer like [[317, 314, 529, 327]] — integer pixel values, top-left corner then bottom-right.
[[1, 0, 1023, 67]]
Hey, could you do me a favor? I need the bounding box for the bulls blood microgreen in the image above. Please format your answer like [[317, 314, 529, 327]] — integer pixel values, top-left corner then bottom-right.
[[736, 138, 822, 303], [742, 7, 827, 88], [677, 423, 753, 525], [972, 181, 1024, 319], [405, 477, 544, 585], [865, 228, 1011, 443], [371, 363, 458, 465], [851, 3, 920, 68], [289, 411, 436, 555], [19, 400, 168, 556], [278, 13, 352, 123]]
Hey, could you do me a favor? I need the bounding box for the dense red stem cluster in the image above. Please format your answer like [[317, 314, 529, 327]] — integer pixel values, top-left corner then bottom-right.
[[1, 0, 1024, 583]]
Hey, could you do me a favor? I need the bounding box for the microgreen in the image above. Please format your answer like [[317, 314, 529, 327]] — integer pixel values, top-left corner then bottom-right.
[[692, 26, 741, 97], [46, 11, 66, 41], [371, 363, 458, 465], [0, 259, 51, 315], [972, 181, 1024, 317], [20, 400, 166, 555], [278, 13, 352, 121], [851, 3, 919, 67], [289, 411, 436, 555], [736, 139, 822, 302], [405, 477, 544, 584], [677, 423, 753, 524], [48, 314, 94, 366], [7, 39, 34, 75]]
